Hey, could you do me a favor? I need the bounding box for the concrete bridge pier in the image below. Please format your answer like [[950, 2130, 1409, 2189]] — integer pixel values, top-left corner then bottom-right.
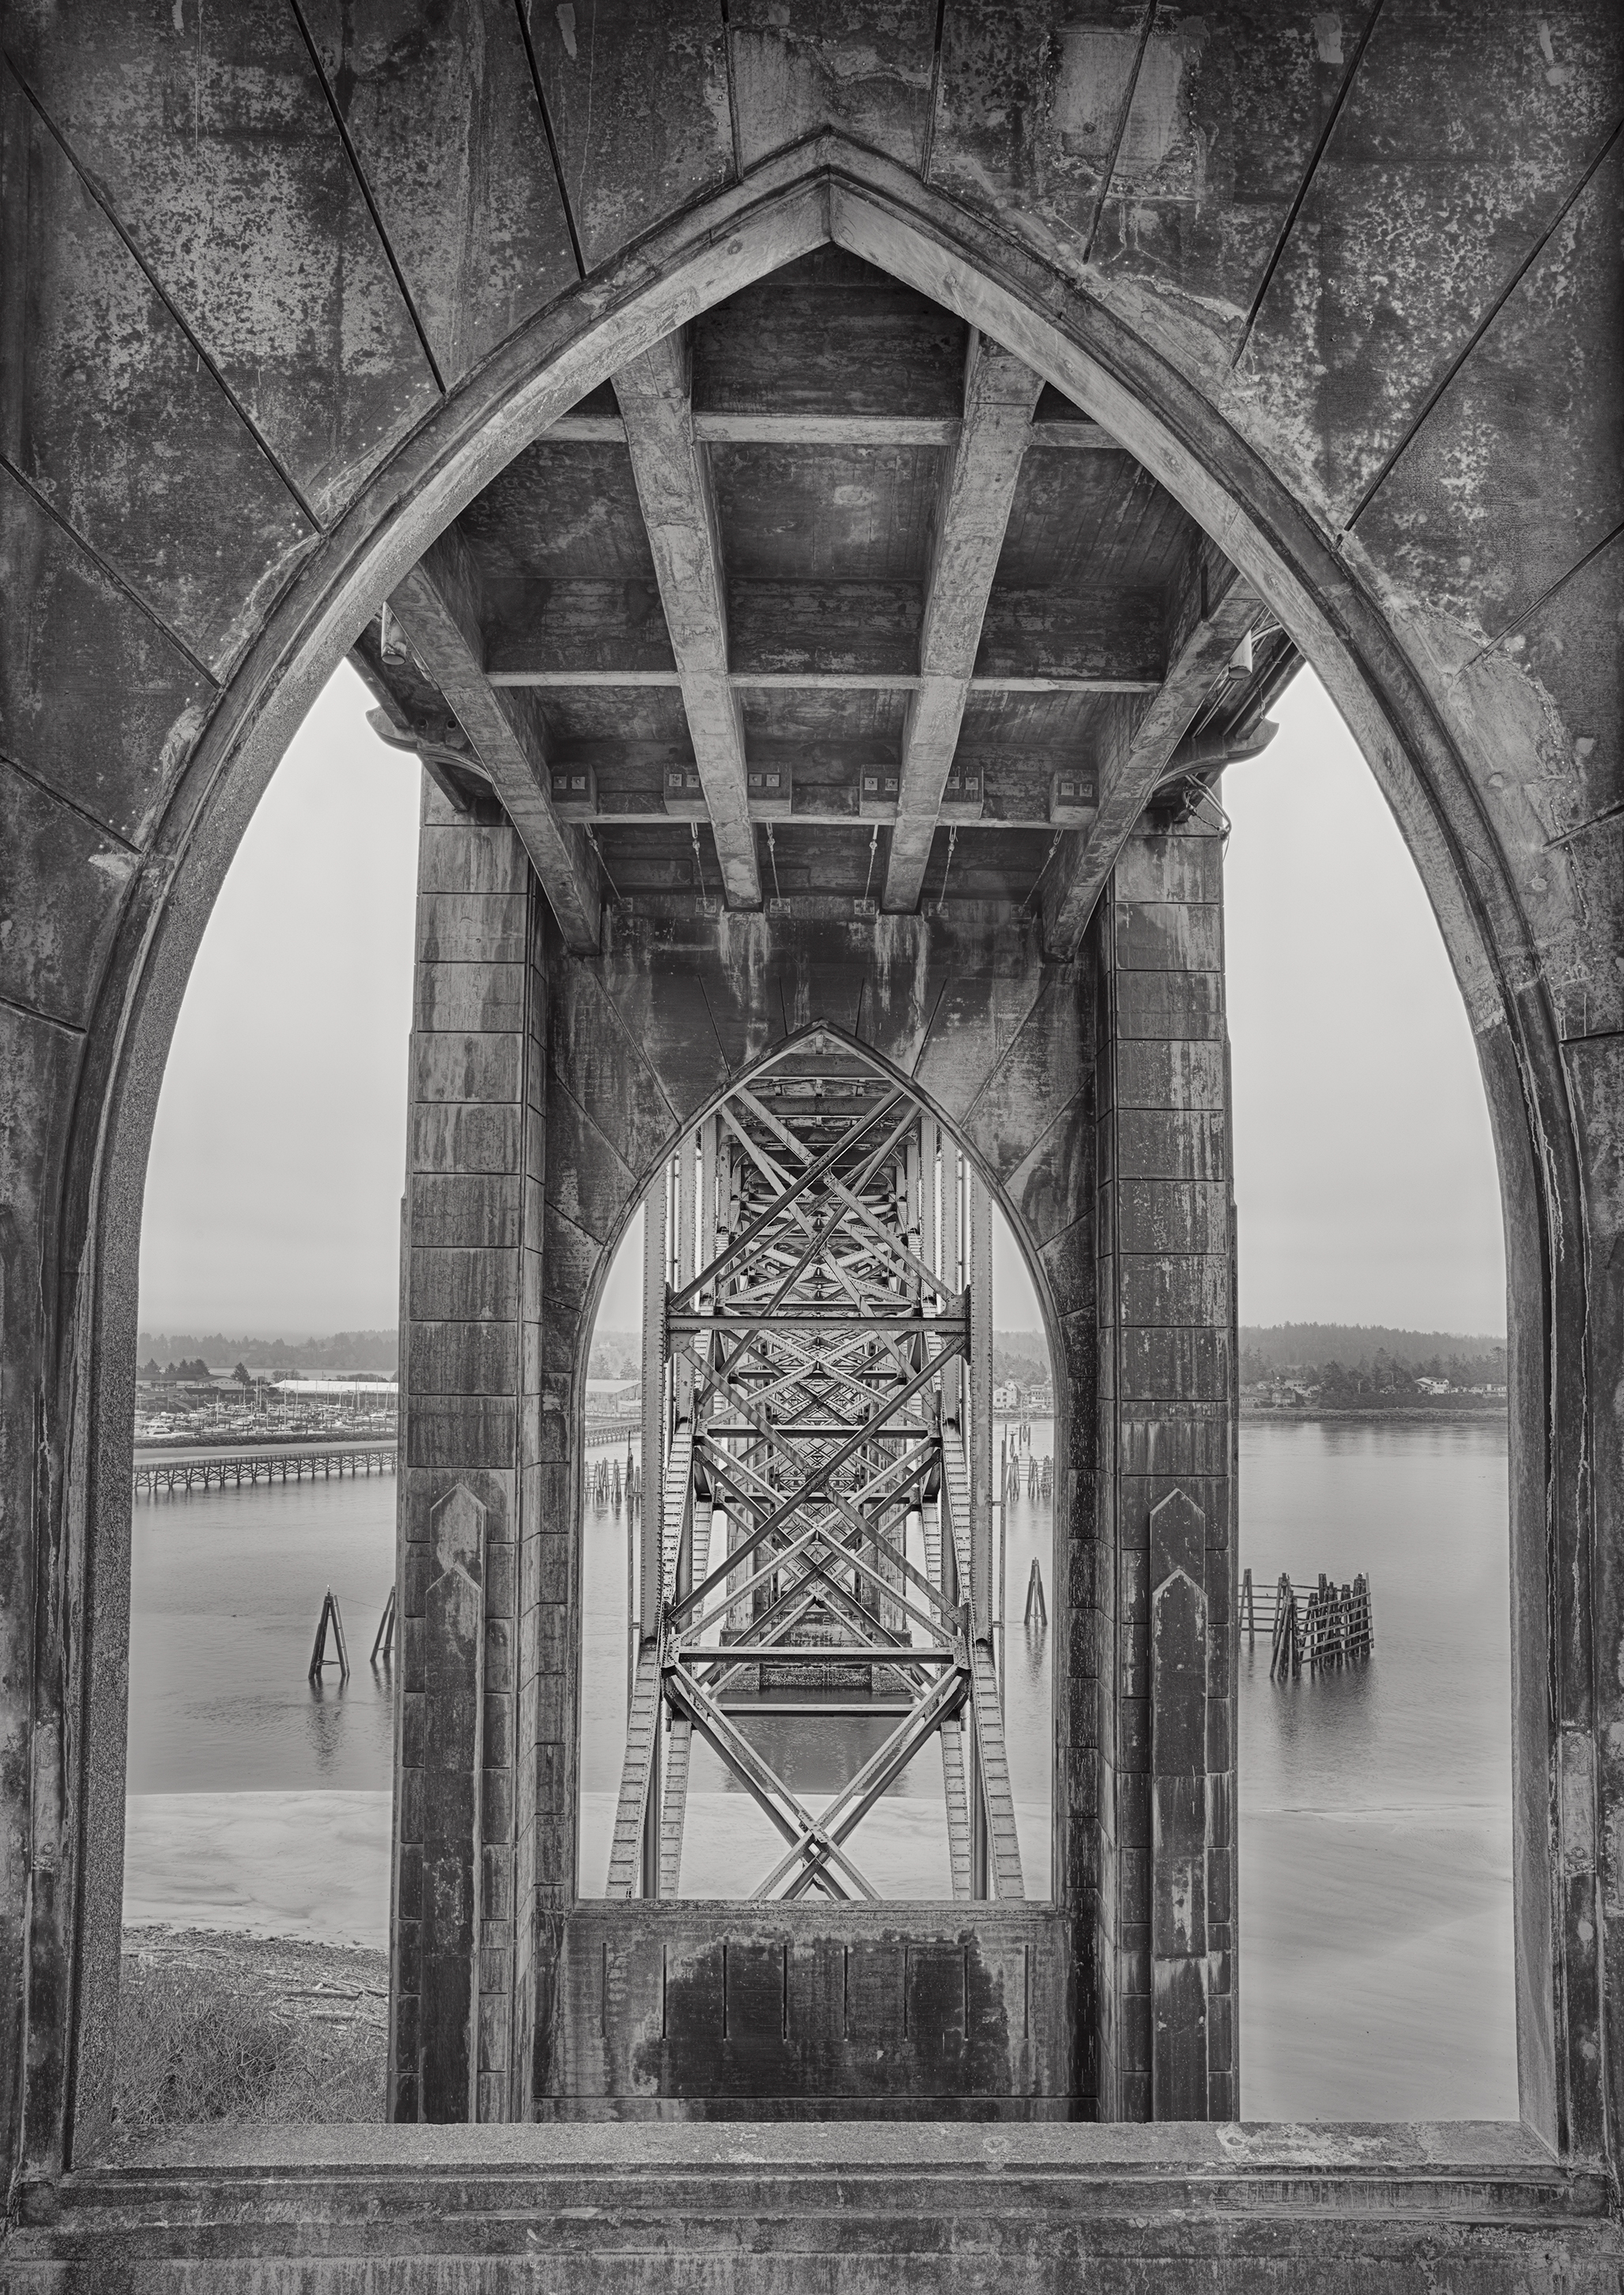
[[389, 778, 1236, 2124]]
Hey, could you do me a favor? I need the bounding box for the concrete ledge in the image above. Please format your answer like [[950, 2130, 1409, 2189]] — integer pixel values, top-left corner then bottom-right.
[[7, 2122, 1617, 2289]]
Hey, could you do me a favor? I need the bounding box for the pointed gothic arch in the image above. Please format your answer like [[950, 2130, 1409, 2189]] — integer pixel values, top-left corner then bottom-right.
[[4, 113, 1600, 2229]]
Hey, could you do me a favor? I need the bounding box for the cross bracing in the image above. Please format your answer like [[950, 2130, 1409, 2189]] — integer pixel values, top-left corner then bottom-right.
[[605, 1032, 1023, 1905]]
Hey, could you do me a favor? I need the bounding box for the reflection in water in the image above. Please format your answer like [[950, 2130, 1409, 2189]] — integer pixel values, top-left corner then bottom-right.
[[306, 1670, 375, 1780], [1242, 1641, 1381, 1788]]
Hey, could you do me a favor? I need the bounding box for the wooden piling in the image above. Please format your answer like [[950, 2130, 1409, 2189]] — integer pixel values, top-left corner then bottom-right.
[[369, 1584, 397, 1664], [1023, 1557, 1047, 1627], [308, 1587, 349, 1681]]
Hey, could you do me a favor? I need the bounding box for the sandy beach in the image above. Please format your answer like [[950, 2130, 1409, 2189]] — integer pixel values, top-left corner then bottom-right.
[[124, 1792, 390, 1947], [123, 1785, 1514, 2123]]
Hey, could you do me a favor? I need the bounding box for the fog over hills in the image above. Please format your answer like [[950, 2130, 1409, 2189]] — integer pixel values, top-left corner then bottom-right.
[[137, 1330, 397, 1374], [138, 1323, 1508, 1385], [1239, 1324, 1505, 1372]]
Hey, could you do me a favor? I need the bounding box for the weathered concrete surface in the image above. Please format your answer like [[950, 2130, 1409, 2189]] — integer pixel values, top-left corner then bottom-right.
[[1149, 1489, 1212, 2120], [392, 789, 560, 2124], [547, 1905, 1074, 2116], [0, 5, 1618, 2274], [4, 2122, 1620, 2288], [1090, 820, 1237, 2122]]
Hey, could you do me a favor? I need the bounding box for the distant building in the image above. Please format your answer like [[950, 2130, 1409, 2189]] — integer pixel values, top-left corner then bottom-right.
[[274, 1378, 400, 1401], [1260, 1379, 1319, 1408]]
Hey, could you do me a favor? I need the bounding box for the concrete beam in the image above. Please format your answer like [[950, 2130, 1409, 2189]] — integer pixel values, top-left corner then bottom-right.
[[614, 333, 761, 908], [884, 334, 1043, 911], [486, 666, 1158, 695], [544, 411, 1118, 450], [484, 577, 1160, 693], [388, 530, 601, 953], [1040, 555, 1257, 957]]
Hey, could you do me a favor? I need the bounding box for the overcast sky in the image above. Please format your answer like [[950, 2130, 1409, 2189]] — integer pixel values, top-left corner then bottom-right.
[[138, 660, 1505, 1342]]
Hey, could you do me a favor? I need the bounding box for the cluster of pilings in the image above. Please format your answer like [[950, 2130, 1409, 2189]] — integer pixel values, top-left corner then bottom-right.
[[1250, 1570, 1373, 1681], [1001, 1453, 1053, 1503], [588, 1453, 641, 1512]]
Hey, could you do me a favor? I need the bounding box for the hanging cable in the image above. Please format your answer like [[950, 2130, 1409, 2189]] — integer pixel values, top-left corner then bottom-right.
[[1190, 782, 1233, 850], [934, 823, 958, 913], [861, 823, 879, 906], [690, 819, 710, 898], [586, 823, 623, 903], [766, 820, 782, 903], [1017, 829, 1064, 918]]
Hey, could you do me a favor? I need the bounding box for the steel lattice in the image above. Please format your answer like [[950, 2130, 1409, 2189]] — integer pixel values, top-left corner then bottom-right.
[[605, 1031, 1023, 1905]]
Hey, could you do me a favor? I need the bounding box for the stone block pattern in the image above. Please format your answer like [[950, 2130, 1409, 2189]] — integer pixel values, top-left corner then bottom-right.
[[390, 786, 546, 2123], [1091, 821, 1236, 2122]]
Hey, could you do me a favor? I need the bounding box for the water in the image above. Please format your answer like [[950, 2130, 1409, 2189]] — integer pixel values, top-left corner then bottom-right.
[[1236, 1416, 1516, 2120], [126, 1472, 398, 1793], [124, 1418, 1516, 2115]]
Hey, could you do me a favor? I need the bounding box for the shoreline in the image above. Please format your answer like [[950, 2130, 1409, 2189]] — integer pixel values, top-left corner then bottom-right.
[[134, 1431, 396, 1457], [1240, 1404, 1505, 1425]]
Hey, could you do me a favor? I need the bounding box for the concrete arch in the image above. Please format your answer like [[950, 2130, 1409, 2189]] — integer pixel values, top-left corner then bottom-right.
[[21, 136, 1598, 2174], [569, 1010, 1072, 1415]]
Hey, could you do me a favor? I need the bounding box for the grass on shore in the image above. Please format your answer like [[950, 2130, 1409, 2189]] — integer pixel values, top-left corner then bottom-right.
[[115, 1928, 388, 2128]]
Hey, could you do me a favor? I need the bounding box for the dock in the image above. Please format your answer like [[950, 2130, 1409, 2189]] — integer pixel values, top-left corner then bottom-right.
[[133, 1446, 396, 1497]]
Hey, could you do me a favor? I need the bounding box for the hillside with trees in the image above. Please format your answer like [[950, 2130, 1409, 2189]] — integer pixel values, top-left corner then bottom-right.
[[136, 1330, 398, 1375], [993, 1332, 1051, 1392], [1241, 1325, 1507, 1411]]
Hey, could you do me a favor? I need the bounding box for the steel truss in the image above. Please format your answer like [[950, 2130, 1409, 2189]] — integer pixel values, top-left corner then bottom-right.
[[605, 1031, 1023, 1904]]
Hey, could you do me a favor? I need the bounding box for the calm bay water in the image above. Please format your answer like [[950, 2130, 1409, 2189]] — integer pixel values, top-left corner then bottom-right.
[[1236, 1415, 1516, 2118], [126, 1471, 398, 1794], [126, 1416, 1515, 2116]]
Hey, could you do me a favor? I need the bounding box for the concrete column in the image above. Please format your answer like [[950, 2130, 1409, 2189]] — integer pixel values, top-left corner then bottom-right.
[[1149, 1487, 1211, 2116], [1092, 815, 1236, 2121], [639, 1168, 667, 1894], [390, 780, 547, 2123], [940, 1141, 962, 1423], [968, 1171, 993, 1623]]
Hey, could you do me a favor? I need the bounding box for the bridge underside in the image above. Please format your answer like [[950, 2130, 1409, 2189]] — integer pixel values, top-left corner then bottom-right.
[[365, 232, 1257, 2127]]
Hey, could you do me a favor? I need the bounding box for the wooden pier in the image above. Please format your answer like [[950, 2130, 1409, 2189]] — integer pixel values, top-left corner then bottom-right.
[[584, 1414, 641, 1451], [133, 1446, 396, 1497]]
